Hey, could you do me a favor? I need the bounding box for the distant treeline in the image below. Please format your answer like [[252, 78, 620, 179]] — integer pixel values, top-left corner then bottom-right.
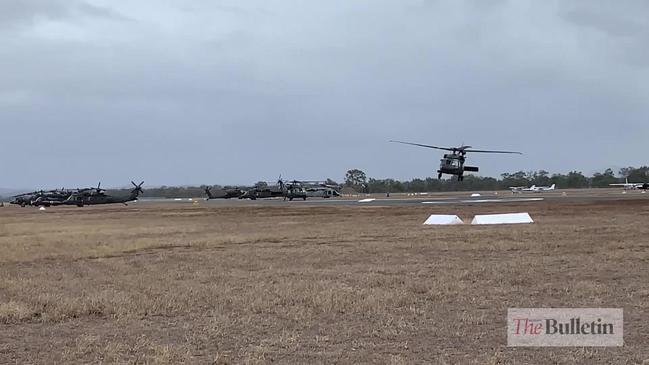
[[63, 166, 649, 198], [358, 167, 649, 193]]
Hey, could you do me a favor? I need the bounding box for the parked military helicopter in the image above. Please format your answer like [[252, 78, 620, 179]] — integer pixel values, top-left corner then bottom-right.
[[11, 188, 73, 207], [12, 183, 106, 207], [305, 186, 341, 198], [60, 181, 144, 207], [10, 191, 41, 207], [390, 140, 522, 181], [233, 176, 308, 201], [76, 182, 106, 196], [293, 180, 341, 198], [32, 189, 75, 207], [204, 186, 244, 200], [237, 177, 304, 200], [281, 180, 308, 201]]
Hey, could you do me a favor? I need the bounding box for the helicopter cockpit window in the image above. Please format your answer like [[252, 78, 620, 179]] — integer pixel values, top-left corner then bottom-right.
[[442, 158, 460, 168]]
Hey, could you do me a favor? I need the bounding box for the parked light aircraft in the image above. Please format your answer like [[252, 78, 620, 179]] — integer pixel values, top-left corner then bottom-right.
[[609, 178, 649, 190], [510, 184, 556, 193]]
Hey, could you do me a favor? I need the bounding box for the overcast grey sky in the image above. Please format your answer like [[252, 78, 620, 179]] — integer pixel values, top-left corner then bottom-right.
[[1, 0, 648, 188]]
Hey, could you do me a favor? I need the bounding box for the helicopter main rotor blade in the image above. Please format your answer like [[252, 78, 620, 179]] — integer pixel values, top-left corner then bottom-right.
[[463, 149, 523, 154], [389, 140, 455, 152]]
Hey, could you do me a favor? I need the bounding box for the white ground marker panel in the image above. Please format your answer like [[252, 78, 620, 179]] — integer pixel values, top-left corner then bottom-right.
[[471, 212, 534, 225], [423, 215, 464, 225]]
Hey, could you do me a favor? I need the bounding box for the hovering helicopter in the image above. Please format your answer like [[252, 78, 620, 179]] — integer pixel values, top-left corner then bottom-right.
[[390, 140, 522, 181]]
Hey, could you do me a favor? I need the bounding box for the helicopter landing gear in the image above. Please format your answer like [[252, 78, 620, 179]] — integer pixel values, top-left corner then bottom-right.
[[438, 173, 442, 180]]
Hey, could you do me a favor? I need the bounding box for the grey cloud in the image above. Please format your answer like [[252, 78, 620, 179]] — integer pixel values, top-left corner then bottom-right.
[[0, 0, 128, 30], [559, 0, 649, 37], [0, 0, 647, 188], [0, 0, 71, 27], [559, 0, 649, 67]]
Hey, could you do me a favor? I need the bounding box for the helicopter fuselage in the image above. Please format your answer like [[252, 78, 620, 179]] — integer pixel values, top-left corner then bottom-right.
[[437, 153, 479, 181]]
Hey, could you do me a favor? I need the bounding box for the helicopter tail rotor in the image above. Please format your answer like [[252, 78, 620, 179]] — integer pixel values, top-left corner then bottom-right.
[[130, 181, 144, 196], [278, 174, 285, 190]]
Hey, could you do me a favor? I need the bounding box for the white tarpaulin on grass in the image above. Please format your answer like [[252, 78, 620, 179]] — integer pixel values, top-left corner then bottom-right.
[[471, 212, 533, 225], [423, 215, 464, 225]]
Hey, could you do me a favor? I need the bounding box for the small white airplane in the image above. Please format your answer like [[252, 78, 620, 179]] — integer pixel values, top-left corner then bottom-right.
[[610, 178, 649, 190], [510, 184, 556, 193]]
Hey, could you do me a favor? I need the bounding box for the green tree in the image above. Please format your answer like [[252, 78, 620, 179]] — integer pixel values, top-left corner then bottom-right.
[[592, 168, 617, 187], [565, 171, 588, 188], [530, 170, 551, 186], [501, 171, 530, 188], [345, 169, 367, 188], [625, 166, 649, 182]]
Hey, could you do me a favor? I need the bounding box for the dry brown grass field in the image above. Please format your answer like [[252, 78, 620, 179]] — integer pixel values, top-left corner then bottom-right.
[[1, 198, 649, 364]]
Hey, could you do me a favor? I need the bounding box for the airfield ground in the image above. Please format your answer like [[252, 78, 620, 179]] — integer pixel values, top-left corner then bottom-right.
[[1, 190, 649, 364]]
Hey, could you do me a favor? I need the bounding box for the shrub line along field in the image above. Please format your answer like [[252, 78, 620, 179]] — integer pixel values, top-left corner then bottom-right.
[[1, 197, 649, 363]]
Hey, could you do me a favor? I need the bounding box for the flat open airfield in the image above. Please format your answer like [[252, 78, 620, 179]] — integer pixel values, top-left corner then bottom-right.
[[2, 189, 649, 363]]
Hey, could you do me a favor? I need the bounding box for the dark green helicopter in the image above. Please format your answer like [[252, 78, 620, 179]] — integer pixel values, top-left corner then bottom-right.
[[280, 179, 308, 201], [299, 181, 341, 198], [390, 141, 522, 181], [237, 176, 307, 201], [32, 189, 75, 207], [204, 186, 244, 200], [24, 183, 105, 207], [60, 181, 144, 207], [10, 191, 43, 207], [11, 188, 73, 207]]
